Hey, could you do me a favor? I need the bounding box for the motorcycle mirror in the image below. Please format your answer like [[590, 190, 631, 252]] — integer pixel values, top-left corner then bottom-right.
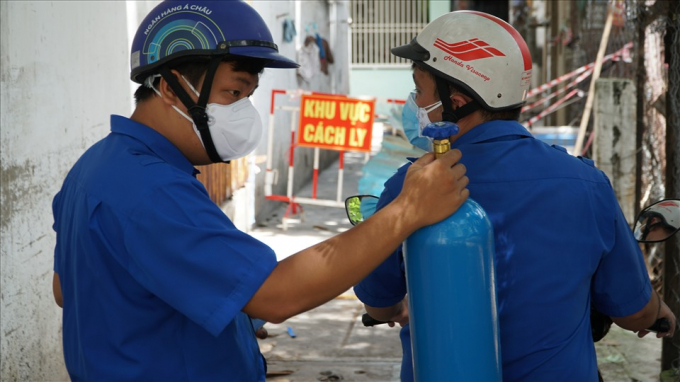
[[344, 195, 379, 226], [633, 199, 680, 243]]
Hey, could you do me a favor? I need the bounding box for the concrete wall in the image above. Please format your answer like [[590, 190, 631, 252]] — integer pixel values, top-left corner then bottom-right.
[[0, 1, 157, 379], [593, 78, 637, 224], [0, 0, 345, 379]]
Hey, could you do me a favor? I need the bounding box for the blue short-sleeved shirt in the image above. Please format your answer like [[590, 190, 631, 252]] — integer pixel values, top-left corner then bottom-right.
[[355, 120, 651, 382], [52, 115, 278, 381]]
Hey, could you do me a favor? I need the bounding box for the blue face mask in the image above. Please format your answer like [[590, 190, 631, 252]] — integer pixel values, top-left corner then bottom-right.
[[402, 92, 442, 152]]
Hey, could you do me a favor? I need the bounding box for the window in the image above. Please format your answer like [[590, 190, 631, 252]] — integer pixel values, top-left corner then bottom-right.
[[350, 0, 429, 67]]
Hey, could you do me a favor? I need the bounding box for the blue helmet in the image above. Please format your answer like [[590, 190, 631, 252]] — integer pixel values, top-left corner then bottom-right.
[[129, 0, 297, 163], [130, 0, 298, 84]]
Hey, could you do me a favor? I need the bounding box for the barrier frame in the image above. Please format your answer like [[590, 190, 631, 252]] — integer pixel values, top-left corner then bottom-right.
[[265, 89, 371, 229]]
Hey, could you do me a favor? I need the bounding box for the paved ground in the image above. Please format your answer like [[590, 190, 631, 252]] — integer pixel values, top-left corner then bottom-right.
[[596, 326, 664, 382], [250, 149, 403, 381], [249, 130, 664, 382]]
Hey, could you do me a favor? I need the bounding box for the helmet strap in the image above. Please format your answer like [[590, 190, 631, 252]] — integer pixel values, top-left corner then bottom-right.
[[435, 77, 480, 123], [158, 58, 225, 164]]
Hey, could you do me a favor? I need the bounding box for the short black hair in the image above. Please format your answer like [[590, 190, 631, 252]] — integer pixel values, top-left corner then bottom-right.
[[411, 62, 521, 122], [134, 56, 268, 104]]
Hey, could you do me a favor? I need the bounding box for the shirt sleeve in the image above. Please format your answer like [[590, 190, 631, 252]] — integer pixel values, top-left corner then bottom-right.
[[354, 164, 410, 308], [591, 182, 652, 318], [123, 178, 277, 337]]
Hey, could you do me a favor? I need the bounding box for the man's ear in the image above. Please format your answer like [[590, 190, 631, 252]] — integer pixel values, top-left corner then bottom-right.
[[450, 93, 471, 110], [159, 69, 198, 107], [158, 72, 180, 107]]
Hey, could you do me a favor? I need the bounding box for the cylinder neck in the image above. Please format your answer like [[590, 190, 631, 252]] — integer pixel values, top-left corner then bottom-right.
[[433, 139, 451, 159]]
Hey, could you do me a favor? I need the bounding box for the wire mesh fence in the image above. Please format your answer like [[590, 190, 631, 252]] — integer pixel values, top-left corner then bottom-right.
[[626, 0, 679, 375], [512, 0, 678, 373], [659, 0, 680, 374]]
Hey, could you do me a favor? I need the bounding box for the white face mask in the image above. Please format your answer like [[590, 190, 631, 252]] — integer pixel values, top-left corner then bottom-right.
[[147, 75, 263, 161]]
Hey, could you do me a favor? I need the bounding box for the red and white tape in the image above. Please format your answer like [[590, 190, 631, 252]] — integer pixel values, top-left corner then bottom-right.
[[526, 42, 632, 99], [523, 89, 583, 128], [522, 68, 594, 113]]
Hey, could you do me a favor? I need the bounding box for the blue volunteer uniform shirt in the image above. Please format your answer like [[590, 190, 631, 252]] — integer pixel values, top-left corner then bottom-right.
[[355, 120, 651, 382], [52, 115, 277, 381]]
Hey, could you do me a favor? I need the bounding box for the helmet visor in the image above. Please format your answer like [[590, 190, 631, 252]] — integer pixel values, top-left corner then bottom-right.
[[229, 45, 299, 68], [392, 38, 431, 62]]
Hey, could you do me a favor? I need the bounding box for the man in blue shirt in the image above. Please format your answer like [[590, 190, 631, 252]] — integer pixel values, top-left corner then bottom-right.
[[354, 11, 676, 381], [51, 1, 470, 380]]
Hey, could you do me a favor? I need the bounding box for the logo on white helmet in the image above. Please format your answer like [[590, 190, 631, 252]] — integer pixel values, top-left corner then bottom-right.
[[433, 38, 505, 83], [434, 38, 505, 61]]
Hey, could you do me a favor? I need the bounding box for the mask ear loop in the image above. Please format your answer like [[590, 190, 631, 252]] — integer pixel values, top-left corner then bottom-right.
[[422, 100, 443, 113], [146, 75, 195, 123], [158, 59, 225, 163]]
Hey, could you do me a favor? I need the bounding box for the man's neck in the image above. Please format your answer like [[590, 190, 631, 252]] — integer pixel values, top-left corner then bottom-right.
[[129, 101, 211, 165], [448, 111, 485, 144], [130, 102, 160, 133]]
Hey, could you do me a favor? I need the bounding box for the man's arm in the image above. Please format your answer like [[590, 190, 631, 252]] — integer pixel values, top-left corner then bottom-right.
[[365, 298, 409, 327], [53, 272, 63, 308], [243, 150, 469, 323], [611, 290, 676, 338]]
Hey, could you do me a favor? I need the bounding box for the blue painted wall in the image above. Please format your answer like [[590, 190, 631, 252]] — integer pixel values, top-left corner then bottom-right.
[[349, 68, 413, 100]]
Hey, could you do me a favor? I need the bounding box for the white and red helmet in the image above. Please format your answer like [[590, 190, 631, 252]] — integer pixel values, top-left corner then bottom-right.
[[657, 200, 680, 229], [392, 11, 532, 115], [635, 199, 680, 242]]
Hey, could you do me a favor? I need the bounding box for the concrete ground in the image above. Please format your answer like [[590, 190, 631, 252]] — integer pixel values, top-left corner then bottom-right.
[[249, 133, 664, 381], [250, 150, 404, 382]]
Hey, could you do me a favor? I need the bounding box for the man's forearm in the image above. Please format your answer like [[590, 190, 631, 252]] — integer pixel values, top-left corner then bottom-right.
[[53, 272, 63, 308], [244, 198, 420, 323], [365, 302, 403, 322], [611, 290, 658, 331]]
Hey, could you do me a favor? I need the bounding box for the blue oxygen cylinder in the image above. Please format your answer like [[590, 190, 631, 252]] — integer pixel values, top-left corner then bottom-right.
[[404, 123, 501, 381]]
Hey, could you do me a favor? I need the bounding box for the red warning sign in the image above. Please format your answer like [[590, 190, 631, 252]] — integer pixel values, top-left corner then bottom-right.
[[297, 94, 375, 152]]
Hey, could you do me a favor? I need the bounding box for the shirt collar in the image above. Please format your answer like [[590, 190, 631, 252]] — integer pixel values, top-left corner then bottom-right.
[[451, 119, 533, 148], [110, 115, 197, 176]]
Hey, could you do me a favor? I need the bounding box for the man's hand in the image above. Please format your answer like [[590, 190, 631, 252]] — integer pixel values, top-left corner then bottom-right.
[[365, 298, 410, 328], [635, 298, 676, 338], [394, 150, 469, 229], [387, 298, 410, 328], [255, 327, 268, 339]]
